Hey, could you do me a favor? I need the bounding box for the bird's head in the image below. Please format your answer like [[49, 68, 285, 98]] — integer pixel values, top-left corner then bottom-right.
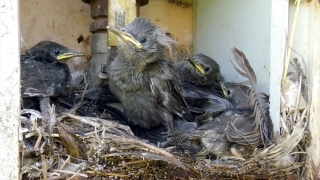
[[26, 41, 85, 62], [221, 82, 251, 107], [107, 17, 175, 67], [181, 54, 221, 86]]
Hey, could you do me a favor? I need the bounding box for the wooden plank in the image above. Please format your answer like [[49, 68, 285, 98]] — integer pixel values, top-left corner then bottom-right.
[[0, 0, 20, 178]]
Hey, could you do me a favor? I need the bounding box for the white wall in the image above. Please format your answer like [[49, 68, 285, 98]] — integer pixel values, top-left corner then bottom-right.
[[194, 0, 271, 94]]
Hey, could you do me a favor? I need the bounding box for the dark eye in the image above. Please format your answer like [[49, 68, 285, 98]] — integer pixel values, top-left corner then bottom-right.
[[139, 38, 147, 43], [204, 67, 210, 72], [227, 90, 232, 95], [54, 50, 60, 55]]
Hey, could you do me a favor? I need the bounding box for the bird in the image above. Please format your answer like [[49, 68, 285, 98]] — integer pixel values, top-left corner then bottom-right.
[[221, 82, 252, 110], [172, 46, 274, 158], [182, 110, 253, 159], [175, 54, 224, 97], [225, 46, 274, 148], [106, 17, 195, 133], [76, 83, 190, 144], [21, 41, 85, 110], [174, 54, 233, 124]]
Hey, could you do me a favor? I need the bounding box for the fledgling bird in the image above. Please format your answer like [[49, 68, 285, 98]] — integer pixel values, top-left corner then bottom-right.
[[183, 110, 253, 158], [175, 54, 233, 123], [79, 83, 196, 144], [175, 47, 274, 158], [106, 17, 194, 131], [221, 82, 252, 110], [21, 41, 85, 98], [21, 41, 85, 110], [175, 54, 224, 97], [225, 46, 274, 148]]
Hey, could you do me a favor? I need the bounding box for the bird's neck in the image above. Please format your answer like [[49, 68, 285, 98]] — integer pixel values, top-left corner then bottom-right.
[[108, 56, 145, 92]]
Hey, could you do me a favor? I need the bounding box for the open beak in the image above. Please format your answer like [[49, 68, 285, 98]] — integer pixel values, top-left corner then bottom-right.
[[107, 26, 142, 49], [186, 57, 205, 74], [57, 52, 86, 60]]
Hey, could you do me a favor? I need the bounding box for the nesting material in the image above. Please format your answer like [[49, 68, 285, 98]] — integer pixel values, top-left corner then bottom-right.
[[20, 56, 309, 179]]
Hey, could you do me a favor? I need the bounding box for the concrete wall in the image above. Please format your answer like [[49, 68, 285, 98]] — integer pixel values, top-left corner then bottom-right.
[[194, 0, 271, 94], [20, 0, 193, 85]]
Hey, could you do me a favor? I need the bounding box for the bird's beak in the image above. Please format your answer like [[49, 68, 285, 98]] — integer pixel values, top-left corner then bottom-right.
[[57, 52, 86, 60], [107, 26, 142, 49], [186, 57, 205, 74], [221, 84, 227, 97]]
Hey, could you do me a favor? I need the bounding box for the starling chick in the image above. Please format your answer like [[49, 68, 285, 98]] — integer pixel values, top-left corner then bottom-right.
[[179, 110, 253, 159], [175, 54, 233, 123], [221, 82, 252, 109], [21, 41, 85, 98], [175, 54, 224, 97], [226, 46, 274, 147], [107, 17, 193, 129]]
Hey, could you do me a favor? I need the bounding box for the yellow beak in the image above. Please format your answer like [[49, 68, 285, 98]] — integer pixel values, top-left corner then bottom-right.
[[186, 57, 205, 74], [221, 83, 227, 97], [107, 26, 142, 49], [57, 52, 86, 60]]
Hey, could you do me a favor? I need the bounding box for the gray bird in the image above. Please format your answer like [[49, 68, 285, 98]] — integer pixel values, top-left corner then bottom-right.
[[21, 41, 85, 98], [221, 82, 252, 110], [175, 47, 274, 157], [184, 110, 253, 158], [175, 54, 224, 97], [21, 41, 85, 111], [225, 46, 274, 148], [175, 54, 233, 123], [106, 17, 194, 131]]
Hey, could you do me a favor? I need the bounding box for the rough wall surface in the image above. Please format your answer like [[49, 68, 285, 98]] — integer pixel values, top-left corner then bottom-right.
[[0, 1, 20, 179], [306, 0, 320, 177], [140, 0, 193, 53], [20, 0, 193, 85]]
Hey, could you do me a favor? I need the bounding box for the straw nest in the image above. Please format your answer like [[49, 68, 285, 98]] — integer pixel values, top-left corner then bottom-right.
[[20, 56, 309, 179]]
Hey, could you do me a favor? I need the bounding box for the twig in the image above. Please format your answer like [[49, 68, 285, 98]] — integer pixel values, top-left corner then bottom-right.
[[283, 0, 301, 80], [41, 155, 48, 180], [62, 113, 101, 127], [81, 83, 88, 101], [52, 169, 88, 178]]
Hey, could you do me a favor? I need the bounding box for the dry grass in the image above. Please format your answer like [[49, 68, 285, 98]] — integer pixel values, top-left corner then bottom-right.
[[20, 57, 309, 179]]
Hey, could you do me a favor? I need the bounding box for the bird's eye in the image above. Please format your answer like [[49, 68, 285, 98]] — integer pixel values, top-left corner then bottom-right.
[[54, 50, 60, 55], [204, 67, 210, 72], [139, 38, 147, 43], [227, 90, 232, 95]]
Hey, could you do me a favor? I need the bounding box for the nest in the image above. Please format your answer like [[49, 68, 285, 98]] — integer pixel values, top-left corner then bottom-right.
[[20, 56, 309, 179]]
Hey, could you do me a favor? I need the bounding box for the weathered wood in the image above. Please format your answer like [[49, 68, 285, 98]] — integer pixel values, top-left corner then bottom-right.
[[0, 0, 20, 179], [306, 0, 320, 178]]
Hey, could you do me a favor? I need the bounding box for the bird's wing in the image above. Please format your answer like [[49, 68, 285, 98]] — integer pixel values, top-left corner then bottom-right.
[[225, 110, 261, 147], [21, 56, 69, 98], [230, 46, 274, 147], [150, 77, 193, 122]]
